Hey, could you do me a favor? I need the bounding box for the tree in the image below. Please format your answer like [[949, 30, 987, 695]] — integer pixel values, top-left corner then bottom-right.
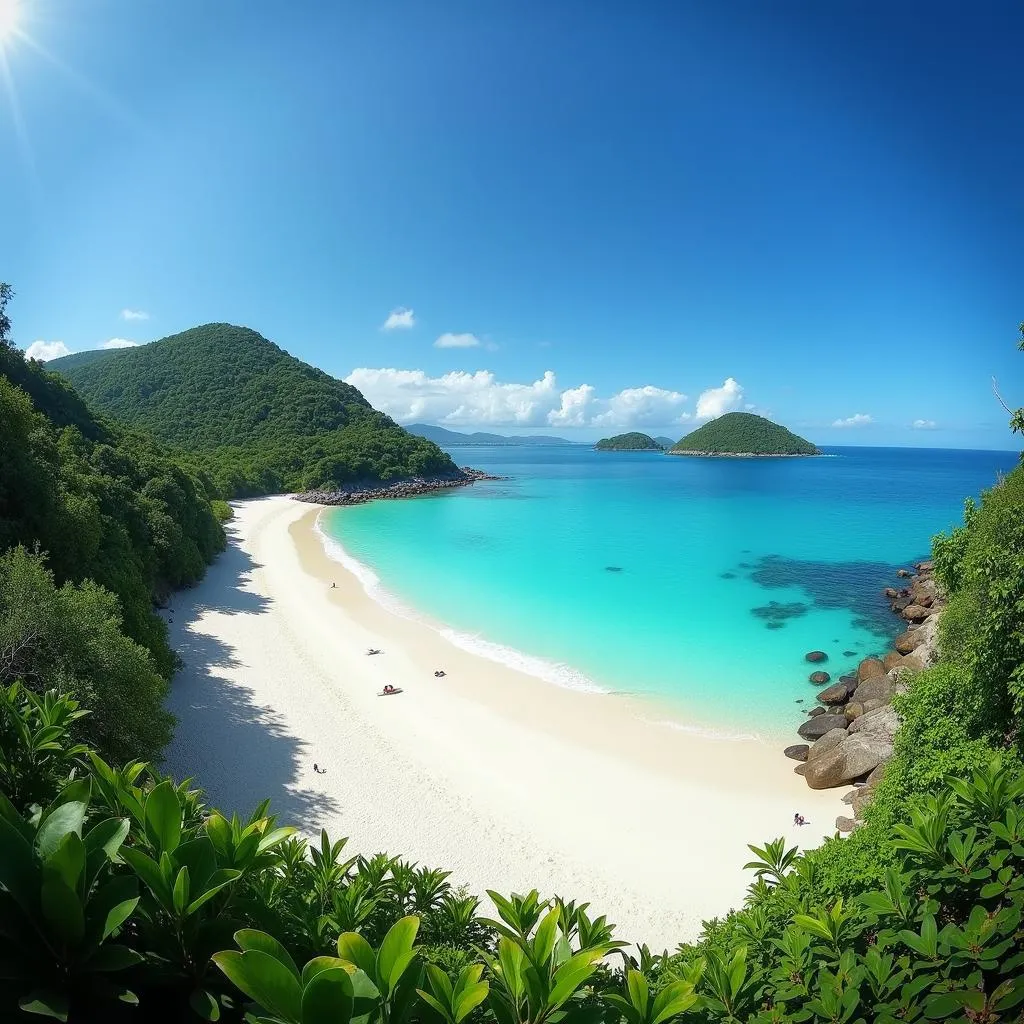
[[0, 282, 12, 348]]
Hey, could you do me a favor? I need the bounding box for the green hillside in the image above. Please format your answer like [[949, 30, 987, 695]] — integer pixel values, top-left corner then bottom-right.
[[670, 411, 819, 456], [594, 431, 664, 450], [2, 317, 225, 759], [50, 324, 458, 496]]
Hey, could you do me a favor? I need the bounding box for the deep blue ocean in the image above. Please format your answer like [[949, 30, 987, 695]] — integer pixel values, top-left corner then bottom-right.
[[321, 446, 1017, 737]]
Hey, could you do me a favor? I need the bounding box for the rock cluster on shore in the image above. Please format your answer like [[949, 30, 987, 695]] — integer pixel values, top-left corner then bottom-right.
[[784, 559, 944, 832], [294, 467, 504, 506]]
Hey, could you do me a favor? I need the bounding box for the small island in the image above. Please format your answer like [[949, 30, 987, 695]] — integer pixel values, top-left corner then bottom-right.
[[594, 431, 665, 451], [668, 412, 820, 457]]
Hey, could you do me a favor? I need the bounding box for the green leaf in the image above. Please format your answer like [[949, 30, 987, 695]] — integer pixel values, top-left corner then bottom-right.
[[18, 990, 69, 1021], [0, 812, 38, 917], [83, 817, 130, 863], [337, 930, 377, 979], [376, 915, 420, 994], [144, 780, 182, 854], [302, 956, 353, 988], [418, 989, 453, 1023], [88, 874, 140, 942], [189, 988, 222, 1021], [651, 981, 697, 1024], [302, 966, 354, 1024], [173, 865, 190, 915], [212, 949, 303, 1023], [532, 907, 560, 967], [425, 963, 454, 1005], [87, 944, 144, 972], [40, 873, 85, 945], [626, 969, 648, 1016], [453, 981, 489, 1022], [235, 929, 301, 982], [184, 868, 242, 916], [121, 847, 171, 908], [46, 833, 86, 893], [36, 802, 88, 861]]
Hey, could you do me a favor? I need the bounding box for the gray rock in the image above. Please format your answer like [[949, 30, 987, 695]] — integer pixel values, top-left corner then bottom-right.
[[818, 682, 851, 704], [784, 744, 809, 761], [797, 714, 849, 740], [883, 651, 906, 672], [806, 727, 848, 761], [801, 733, 893, 789], [836, 815, 857, 832], [852, 786, 876, 817], [866, 763, 887, 786], [807, 705, 827, 717], [857, 657, 886, 682], [901, 603, 930, 623], [848, 705, 900, 740], [852, 676, 896, 704]]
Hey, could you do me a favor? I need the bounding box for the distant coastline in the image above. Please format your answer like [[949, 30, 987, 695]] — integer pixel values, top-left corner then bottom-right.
[[294, 466, 503, 506]]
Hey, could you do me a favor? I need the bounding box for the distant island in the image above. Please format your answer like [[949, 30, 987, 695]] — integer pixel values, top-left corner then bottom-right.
[[594, 431, 665, 451], [669, 412, 820, 457], [653, 436, 677, 448], [407, 423, 575, 446]]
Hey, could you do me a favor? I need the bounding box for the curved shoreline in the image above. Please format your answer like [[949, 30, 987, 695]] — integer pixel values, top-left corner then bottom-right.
[[163, 496, 846, 949]]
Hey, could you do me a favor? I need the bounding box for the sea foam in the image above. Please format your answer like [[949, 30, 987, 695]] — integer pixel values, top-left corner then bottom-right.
[[315, 512, 609, 695]]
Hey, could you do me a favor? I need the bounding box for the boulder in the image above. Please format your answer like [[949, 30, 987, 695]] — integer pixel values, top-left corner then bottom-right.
[[894, 628, 924, 654], [882, 651, 906, 672], [848, 705, 900, 740], [784, 744, 809, 762], [866, 763, 887, 786], [883, 587, 898, 599], [901, 648, 929, 672], [841, 789, 855, 804], [916, 559, 934, 573], [892, 594, 913, 612], [839, 673, 858, 687], [817, 682, 851, 704], [797, 714, 849, 740], [802, 732, 893, 789], [805, 650, 828, 663], [901, 603, 930, 623], [896, 568, 911, 578], [808, 670, 831, 685], [860, 698, 889, 715], [806, 727, 848, 761], [857, 657, 886, 683], [836, 815, 858, 832], [852, 676, 896, 704], [844, 702, 865, 722], [910, 576, 939, 605], [852, 786, 876, 817], [807, 706, 827, 717]]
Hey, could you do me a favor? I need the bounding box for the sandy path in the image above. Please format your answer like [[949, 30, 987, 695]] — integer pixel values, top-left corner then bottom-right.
[[163, 496, 844, 950]]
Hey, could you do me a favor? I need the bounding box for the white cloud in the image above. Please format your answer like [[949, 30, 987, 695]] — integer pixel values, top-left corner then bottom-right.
[[593, 385, 690, 428], [345, 367, 695, 430], [103, 338, 139, 349], [24, 340, 71, 361], [912, 419, 938, 430], [434, 332, 481, 349], [121, 308, 149, 321], [382, 307, 415, 330], [832, 413, 873, 428], [695, 377, 744, 420]]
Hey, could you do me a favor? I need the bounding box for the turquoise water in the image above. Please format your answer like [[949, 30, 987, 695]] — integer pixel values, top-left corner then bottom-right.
[[321, 446, 1017, 737]]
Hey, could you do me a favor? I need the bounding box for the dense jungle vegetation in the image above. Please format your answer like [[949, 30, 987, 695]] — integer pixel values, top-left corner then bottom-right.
[[1, 289, 1023, 1022], [49, 324, 458, 498], [670, 413, 820, 456], [593, 433, 664, 451]]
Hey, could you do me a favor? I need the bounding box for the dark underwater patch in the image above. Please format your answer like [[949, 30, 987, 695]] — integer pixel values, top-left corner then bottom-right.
[[752, 600, 810, 628]]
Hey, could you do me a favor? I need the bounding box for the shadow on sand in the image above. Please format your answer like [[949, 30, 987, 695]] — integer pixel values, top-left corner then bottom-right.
[[163, 533, 339, 829]]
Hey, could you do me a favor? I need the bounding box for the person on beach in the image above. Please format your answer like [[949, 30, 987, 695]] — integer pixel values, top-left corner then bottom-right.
[[367, 648, 381, 655], [383, 684, 395, 695], [434, 670, 446, 677], [313, 763, 326, 774]]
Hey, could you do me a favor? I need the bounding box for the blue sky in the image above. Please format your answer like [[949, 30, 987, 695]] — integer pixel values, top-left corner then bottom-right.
[[2, 0, 1021, 447]]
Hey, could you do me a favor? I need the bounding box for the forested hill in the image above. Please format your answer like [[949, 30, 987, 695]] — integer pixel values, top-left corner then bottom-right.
[[1, 336, 225, 761], [50, 323, 458, 496], [670, 412, 820, 456], [594, 432, 664, 450]]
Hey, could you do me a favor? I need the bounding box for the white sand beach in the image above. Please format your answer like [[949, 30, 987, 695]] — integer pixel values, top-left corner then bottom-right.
[[164, 495, 845, 949]]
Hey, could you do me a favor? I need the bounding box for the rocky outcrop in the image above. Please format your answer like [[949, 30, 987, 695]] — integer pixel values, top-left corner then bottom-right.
[[808, 671, 831, 685], [805, 651, 828, 663], [784, 744, 809, 761], [785, 558, 946, 810], [295, 467, 504, 506]]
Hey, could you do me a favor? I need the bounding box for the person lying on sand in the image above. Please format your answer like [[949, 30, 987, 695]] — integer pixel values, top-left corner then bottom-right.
[[434, 670, 446, 677], [366, 648, 381, 655], [379, 684, 402, 696], [313, 763, 327, 774]]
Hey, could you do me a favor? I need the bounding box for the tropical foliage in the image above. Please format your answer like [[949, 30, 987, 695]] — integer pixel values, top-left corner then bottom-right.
[[594, 433, 663, 451], [670, 413, 819, 456], [1, 690, 1024, 1022], [48, 324, 458, 498]]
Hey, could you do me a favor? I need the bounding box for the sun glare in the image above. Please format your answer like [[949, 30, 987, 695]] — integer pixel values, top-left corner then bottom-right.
[[0, 0, 21, 43]]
